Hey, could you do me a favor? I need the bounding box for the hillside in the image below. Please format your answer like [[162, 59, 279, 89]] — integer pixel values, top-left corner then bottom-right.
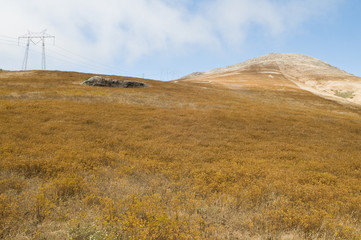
[[0, 69, 360, 239], [180, 53, 361, 106]]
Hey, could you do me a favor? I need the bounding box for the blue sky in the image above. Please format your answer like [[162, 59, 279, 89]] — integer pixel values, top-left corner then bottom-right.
[[0, 0, 360, 80]]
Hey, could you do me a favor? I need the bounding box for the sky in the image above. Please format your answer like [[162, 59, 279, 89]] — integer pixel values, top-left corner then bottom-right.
[[1, 0, 361, 80]]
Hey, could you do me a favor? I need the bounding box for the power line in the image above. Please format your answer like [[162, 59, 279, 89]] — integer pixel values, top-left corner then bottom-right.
[[52, 45, 118, 74], [0, 39, 21, 47], [55, 45, 111, 69], [0, 36, 25, 46], [25, 44, 103, 73], [0, 32, 129, 75], [22, 41, 121, 74], [18, 30, 55, 70], [0, 34, 18, 40], [46, 48, 107, 73], [1, 32, 106, 72]]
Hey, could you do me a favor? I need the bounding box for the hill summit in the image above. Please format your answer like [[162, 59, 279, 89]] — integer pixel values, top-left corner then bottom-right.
[[180, 53, 361, 105], [204, 53, 350, 76]]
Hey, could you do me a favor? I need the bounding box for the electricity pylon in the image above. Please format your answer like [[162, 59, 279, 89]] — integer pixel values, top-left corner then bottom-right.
[[18, 30, 55, 70]]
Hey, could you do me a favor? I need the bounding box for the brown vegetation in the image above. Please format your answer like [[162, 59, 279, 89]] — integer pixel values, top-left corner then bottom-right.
[[0, 70, 360, 239]]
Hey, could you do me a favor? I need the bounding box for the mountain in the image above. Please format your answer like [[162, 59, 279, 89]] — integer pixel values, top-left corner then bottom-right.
[[180, 53, 361, 105]]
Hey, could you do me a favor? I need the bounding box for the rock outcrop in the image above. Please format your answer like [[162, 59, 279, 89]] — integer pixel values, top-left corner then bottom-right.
[[82, 76, 147, 88]]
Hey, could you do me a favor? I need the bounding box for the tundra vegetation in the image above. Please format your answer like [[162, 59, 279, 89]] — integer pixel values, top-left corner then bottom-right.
[[0, 71, 360, 239]]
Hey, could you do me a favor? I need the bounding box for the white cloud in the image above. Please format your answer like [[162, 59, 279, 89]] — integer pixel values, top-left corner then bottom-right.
[[204, 0, 342, 45], [204, 0, 284, 45], [0, 0, 342, 71]]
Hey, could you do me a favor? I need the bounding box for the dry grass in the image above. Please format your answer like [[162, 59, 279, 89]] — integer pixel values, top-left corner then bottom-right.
[[0, 70, 360, 239]]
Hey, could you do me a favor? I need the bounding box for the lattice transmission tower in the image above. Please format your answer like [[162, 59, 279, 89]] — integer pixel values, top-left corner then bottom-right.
[[18, 30, 55, 70]]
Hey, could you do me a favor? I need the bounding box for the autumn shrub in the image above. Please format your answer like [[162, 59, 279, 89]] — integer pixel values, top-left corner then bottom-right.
[[0, 71, 360, 239], [3, 159, 56, 178], [34, 192, 55, 223], [96, 194, 207, 239], [0, 178, 24, 194], [41, 176, 88, 202], [0, 194, 19, 237]]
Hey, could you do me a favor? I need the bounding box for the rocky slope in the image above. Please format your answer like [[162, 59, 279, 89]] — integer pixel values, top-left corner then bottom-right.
[[180, 53, 361, 105]]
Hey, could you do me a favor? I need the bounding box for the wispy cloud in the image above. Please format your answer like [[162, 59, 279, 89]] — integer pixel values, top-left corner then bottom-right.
[[0, 0, 342, 70]]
